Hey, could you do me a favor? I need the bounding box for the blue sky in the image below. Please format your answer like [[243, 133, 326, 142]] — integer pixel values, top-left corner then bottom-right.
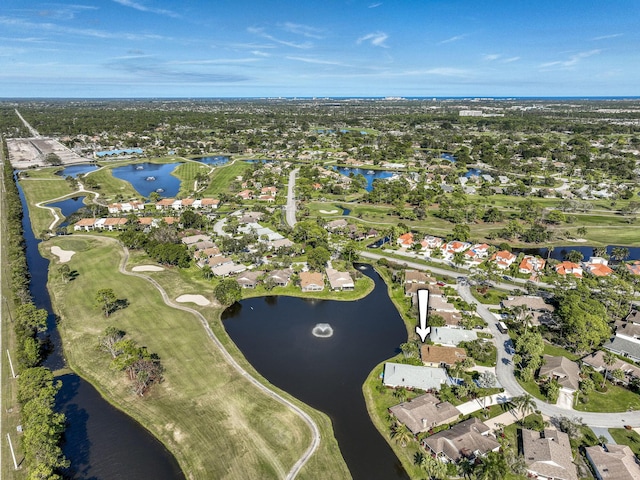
[[1, 0, 639, 98]]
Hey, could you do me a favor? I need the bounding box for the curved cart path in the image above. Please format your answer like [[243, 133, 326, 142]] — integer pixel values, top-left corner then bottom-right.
[[115, 243, 320, 479]]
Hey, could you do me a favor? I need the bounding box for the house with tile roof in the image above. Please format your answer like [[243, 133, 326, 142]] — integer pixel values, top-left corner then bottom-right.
[[626, 261, 640, 276], [555, 261, 583, 278], [521, 428, 578, 480], [490, 250, 517, 269], [397, 232, 414, 247], [583, 257, 614, 277], [519, 255, 546, 275], [326, 268, 354, 291], [389, 393, 461, 434], [420, 344, 467, 367], [422, 418, 500, 463], [299, 271, 324, 292], [585, 444, 640, 480]]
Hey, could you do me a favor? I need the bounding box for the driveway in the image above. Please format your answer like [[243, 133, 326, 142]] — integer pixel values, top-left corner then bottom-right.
[[557, 388, 575, 410]]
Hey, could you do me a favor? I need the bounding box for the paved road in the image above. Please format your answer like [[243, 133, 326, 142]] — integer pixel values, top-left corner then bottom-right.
[[15, 109, 41, 138], [364, 249, 640, 428], [285, 168, 299, 228]]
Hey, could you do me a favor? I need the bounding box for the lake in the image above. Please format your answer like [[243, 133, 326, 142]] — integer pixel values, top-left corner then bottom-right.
[[516, 244, 640, 262], [192, 155, 229, 166], [111, 162, 182, 198], [223, 265, 409, 479], [46, 196, 86, 226], [332, 166, 396, 191], [55, 164, 99, 178]]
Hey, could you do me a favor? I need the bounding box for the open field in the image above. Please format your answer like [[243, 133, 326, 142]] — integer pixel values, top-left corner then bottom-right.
[[44, 235, 350, 479]]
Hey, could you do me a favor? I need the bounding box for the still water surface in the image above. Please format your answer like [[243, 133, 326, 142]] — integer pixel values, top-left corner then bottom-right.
[[223, 265, 409, 479]]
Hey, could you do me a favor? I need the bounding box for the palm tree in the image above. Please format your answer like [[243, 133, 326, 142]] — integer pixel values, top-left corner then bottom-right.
[[414, 451, 447, 479], [602, 351, 617, 388], [476, 451, 508, 480], [512, 393, 536, 423], [546, 245, 555, 260], [400, 342, 418, 359], [390, 422, 414, 447], [457, 457, 476, 480], [392, 386, 408, 403], [611, 247, 630, 263]]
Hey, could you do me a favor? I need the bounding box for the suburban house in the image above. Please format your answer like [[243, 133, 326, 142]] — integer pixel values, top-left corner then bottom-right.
[[585, 444, 640, 480], [326, 268, 354, 291], [299, 271, 325, 292], [583, 257, 614, 277], [107, 200, 145, 214], [582, 350, 640, 386], [155, 198, 219, 211], [388, 393, 461, 434], [519, 255, 546, 275], [239, 211, 264, 224], [626, 261, 640, 276], [405, 270, 435, 284], [538, 355, 581, 393], [429, 327, 478, 347], [490, 250, 517, 269], [465, 243, 491, 265], [405, 283, 442, 298], [74, 218, 98, 231], [427, 294, 457, 313], [237, 189, 253, 200], [212, 262, 247, 277], [440, 241, 470, 260], [325, 219, 348, 232], [235, 270, 264, 289], [73, 217, 128, 231], [383, 362, 454, 391], [265, 269, 293, 287], [521, 428, 578, 480], [420, 344, 467, 368], [422, 418, 500, 463], [502, 296, 556, 327], [181, 234, 210, 246], [555, 261, 583, 278], [604, 312, 640, 363], [397, 232, 414, 247]]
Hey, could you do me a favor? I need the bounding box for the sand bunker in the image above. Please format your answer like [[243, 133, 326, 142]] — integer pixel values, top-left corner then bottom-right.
[[132, 265, 165, 272], [319, 209, 339, 214], [176, 294, 210, 306], [51, 246, 75, 263]]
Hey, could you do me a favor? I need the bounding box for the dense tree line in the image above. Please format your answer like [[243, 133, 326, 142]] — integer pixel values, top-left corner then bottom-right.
[[119, 224, 191, 268], [2, 142, 68, 477]]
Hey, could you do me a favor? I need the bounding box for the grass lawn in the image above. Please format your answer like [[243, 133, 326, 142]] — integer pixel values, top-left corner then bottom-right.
[[85, 166, 142, 202], [574, 382, 640, 412], [516, 377, 547, 402], [44, 235, 350, 480], [608, 428, 640, 455], [201, 160, 251, 196], [172, 160, 211, 197], [542, 343, 580, 361], [470, 286, 509, 305]]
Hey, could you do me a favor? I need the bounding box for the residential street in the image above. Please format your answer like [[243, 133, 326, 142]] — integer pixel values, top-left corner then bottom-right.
[[363, 250, 640, 428]]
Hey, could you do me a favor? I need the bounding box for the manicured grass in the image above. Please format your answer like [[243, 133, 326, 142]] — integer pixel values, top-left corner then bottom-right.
[[201, 161, 251, 196], [470, 287, 509, 305], [85, 166, 141, 201], [574, 382, 640, 413], [542, 343, 580, 361], [608, 428, 640, 455], [19, 177, 76, 235], [516, 377, 547, 402], [173, 160, 210, 197], [44, 236, 350, 480]]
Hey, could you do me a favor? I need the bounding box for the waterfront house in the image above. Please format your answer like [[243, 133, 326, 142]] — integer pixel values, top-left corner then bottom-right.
[[326, 268, 354, 291], [300, 271, 325, 292], [555, 261, 583, 278], [429, 327, 478, 347], [420, 344, 467, 368], [74, 217, 97, 231], [265, 269, 293, 287], [388, 393, 460, 434], [490, 250, 517, 269], [382, 363, 453, 391], [235, 271, 264, 289], [422, 418, 500, 463]]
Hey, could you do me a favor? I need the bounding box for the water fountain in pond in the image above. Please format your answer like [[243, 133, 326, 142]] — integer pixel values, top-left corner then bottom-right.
[[146, 176, 156, 181], [312, 323, 334, 338], [136, 165, 144, 170], [156, 188, 164, 193]]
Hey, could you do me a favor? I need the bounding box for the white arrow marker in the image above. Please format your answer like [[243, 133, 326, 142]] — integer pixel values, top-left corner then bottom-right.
[[416, 289, 430, 342]]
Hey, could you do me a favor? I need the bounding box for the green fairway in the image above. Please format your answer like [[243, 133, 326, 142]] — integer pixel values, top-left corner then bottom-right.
[[201, 160, 251, 196], [44, 235, 350, 480], [19, 177, 76, 235]]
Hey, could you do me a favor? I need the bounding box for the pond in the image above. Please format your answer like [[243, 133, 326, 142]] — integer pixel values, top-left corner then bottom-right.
[[515, 245, 640, 262], [46, 196, 86, 227], [192, 155, 229, 166], [17, 178, 184, 480], [111, 162, 182, 198], [223, 265, 409, 479], [332, 166, 396, 191], [55, 164, 98, 178]]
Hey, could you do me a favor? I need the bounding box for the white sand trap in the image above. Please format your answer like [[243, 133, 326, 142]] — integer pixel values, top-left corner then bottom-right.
[[319, 209, 339, 214], [568, 238, 588, 243], [132, 265, 165, 272], [51, 246, 75, 263], [176, 294, 210, 306]]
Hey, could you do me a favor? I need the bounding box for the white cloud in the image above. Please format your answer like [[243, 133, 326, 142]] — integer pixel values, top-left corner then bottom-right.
[[502, 56, 520, 63], [482, 54, 501, 61], [368, 2, 383, 8], [247, 27, 313, 49], [285, 56, 349, 67], [112, 0, 180, 18], [280, 22, 324, 39], [593, 33, 623, 41], [357, 32, 389, 48], [540, 49, 601, 69], [439, 34, 467, 44]]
